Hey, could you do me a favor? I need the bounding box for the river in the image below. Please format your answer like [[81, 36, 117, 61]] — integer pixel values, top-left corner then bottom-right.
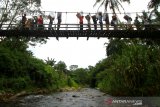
[[0, 88, 159, 107]]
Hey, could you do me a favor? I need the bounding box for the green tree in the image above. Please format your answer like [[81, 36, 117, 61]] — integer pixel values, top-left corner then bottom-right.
[[70, 68, 90, 85], [0, 0, 41, 29], [69, 65, 78, 71], [54, 61, 67, 73], [45, 57, 56, 67], [94, 0, 130, 14], [0, 0, 47, 47], [92, 39, 160, 96], [148, 0, 160, 9], [105, 38, 127, 56], [147, 0, 160, 25], [0, 40, 68, 91]]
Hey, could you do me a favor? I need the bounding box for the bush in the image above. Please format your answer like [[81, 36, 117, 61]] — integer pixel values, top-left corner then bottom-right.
[[0, 42, 70, 92], [94, 39, 160, 96], [67, 76, 78, 88], [0, 77, 31, 91]]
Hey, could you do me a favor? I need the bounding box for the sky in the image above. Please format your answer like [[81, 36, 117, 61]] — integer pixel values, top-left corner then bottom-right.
[[29, 0, 150, 69]]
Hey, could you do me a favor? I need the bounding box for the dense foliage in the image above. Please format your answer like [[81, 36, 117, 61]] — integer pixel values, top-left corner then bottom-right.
[[1, 38, 160, 96], [0, 37, 77, 93], [94, 0, 130, 13], [0, 0, 42, 29], [88, 39, 160, 96], [69, 68, 90, 86], [90, 0, 160, 96]]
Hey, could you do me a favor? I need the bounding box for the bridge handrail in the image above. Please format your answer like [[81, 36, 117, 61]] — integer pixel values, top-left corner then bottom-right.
[[1, 23, 160, 30]]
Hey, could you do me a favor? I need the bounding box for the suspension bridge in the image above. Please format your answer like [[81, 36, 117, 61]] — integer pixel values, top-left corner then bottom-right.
[[0, 11, 160, 40]]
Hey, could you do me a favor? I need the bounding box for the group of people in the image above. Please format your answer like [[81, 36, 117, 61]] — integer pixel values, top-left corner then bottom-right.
[[76, 12, 153, 30], [21, 12, 62, 30], [76, 12, 110, 30], [21, 14, 44, 30], [21, 12, 152, 31]]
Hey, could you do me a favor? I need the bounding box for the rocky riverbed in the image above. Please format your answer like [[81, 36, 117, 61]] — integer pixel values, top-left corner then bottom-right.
[[0, 88, 159, 107]]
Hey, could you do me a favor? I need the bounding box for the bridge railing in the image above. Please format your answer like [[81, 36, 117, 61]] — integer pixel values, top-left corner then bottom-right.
[[1, 11, 160, 30], [1, 23, 160, 30]]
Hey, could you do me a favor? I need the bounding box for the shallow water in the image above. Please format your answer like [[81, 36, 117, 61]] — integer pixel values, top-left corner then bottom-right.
[[0, 88, 160, 107], [0, 88, 109, 107]]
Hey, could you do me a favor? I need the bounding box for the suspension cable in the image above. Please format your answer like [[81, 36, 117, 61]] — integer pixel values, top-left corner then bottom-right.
[[65, 12, 68, 30]]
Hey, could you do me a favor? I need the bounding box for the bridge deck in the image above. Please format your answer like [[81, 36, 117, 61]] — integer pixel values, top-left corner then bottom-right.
[[0, 30, 160, 38], [0, 30, 160, 40]]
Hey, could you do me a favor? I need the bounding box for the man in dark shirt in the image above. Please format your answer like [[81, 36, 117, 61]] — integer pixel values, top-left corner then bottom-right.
[[57, 12, 62, 30], [134, 17, 141, 30], [91, 15, 97, 30], [48, 15, 54, 30], [22, 14, 26, 30]]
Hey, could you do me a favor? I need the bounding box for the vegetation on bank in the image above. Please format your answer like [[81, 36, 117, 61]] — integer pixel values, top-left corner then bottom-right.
[[1, 37, 160, 99], [88, 38, 160, 96], [89, 0, 160, 96], [0, 37, 78, 98]]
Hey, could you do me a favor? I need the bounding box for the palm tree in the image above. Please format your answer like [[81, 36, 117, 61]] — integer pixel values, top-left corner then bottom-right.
[[147, 0, 160, 26], [148, 0, 160, 9], [94, 0, 130, 14], [45, 57, 56, 67]]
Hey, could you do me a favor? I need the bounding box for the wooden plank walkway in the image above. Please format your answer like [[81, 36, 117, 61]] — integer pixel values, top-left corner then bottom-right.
[[0, 30, 160, 40]]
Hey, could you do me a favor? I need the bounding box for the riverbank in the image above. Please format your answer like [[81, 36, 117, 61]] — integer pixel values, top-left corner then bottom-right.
[[0, 87, 81, 102], [1, 88, 160, 107], [0, 88, 109, 107]]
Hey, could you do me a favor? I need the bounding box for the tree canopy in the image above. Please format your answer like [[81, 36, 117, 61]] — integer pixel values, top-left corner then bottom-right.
[[0, 0, 41, 29], [94, 0, 130, 13]]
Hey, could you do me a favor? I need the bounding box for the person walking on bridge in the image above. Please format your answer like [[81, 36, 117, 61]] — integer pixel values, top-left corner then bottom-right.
[[25, 19, 32, 30], [98, 12, 103, 30], [21, 13, 27, 30], [32, 16, 38, 30], [91, 15, 98, 30], [103, 13, 109, 30], [134, 17, 141, 30], [85, 14, 91, 30], [37, 15, 44, 30], [48, 15, 54, 30], [57, 12, 62, 30], [111, 15, 118, 30], [124, 15, 133, 30], [76, 12, 84, 31]]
